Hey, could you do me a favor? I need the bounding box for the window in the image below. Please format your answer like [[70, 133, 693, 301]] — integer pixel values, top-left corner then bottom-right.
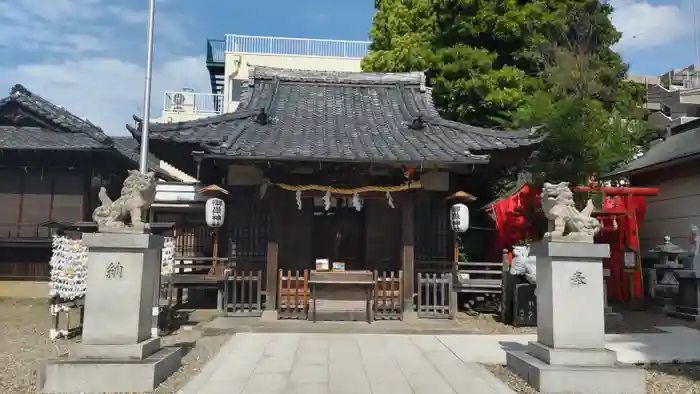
[[230, 80, 244, 102]]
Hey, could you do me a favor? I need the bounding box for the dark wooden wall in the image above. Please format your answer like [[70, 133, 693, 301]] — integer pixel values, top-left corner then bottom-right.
[[365, 199, 401, 272], [224, 187, 448, 273], [0, 150, 127, 281], [0, 167, 86, 239], [278, 192, 312, 271], [0, 247, 52, 280], [414, 191, 452, 264], [228, 186, 269, 270]]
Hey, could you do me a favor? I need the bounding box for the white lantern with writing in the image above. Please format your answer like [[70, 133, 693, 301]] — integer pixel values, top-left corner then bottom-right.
[[450, 203, 469, 233], [205, 197, 226, 228]]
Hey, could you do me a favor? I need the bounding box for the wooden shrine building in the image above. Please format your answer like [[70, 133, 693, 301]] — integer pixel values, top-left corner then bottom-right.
[[128, 67, 542, 313], [0, 84, 173, 294]]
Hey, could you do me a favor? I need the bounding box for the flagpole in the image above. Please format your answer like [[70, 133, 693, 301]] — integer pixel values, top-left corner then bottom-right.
[[139, 0, 156, 173]]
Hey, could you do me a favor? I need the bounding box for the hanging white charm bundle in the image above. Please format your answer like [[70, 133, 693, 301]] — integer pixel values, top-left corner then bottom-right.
[[351, 192, 363, 211], [161, 237, 175, 276], [323, 190, 332, 211], [49, 235, 181, 300], [48, 235, 88, 300], [295, 190, 302, 210]]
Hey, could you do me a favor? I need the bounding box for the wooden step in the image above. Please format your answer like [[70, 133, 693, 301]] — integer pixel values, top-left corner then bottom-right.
[[458, 270, 502, 275], [459, 278, 502, 288], [458, 262, 502, 267]]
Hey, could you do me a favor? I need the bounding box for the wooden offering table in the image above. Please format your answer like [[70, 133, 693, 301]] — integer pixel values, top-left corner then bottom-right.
[[309, 270, 375, 323]]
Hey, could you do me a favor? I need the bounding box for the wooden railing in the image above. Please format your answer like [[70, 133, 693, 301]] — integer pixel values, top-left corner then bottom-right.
[[373, 270, 403, 320], [173, 226, 210, 257], [224, 269, 263, 317], [278, 270, 309, 319], [417, 272, 455, 319]]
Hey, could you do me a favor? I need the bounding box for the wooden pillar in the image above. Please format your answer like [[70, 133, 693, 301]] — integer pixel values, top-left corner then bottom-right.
[[265, 190, 280, 311], [401, 192, 415, 310]]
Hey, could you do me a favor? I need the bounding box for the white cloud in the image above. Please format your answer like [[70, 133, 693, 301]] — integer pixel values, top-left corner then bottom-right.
[[0, 0, 210, 136], [609, 0, 689, 51], [0, 57, 211, 135]]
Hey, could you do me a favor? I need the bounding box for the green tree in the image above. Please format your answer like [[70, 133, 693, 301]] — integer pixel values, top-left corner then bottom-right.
[[364, 0, 650, 184], [514, 6, 651, 185], [362, 0, 436, 73]]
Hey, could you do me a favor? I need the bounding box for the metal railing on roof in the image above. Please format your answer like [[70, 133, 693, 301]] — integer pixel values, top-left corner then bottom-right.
[[224, 34, 370, 59], [163, 92, 223, 115], [207, 39, 226, 63]]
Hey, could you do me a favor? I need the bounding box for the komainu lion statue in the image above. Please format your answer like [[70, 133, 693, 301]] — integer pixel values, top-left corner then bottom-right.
[[541, 181, 602, 242], [92, 170, 157, 233]]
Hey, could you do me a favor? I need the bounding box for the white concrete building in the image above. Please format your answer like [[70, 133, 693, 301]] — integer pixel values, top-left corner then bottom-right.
[[154, 34, 370, 123], [630, 65, 700, 130]]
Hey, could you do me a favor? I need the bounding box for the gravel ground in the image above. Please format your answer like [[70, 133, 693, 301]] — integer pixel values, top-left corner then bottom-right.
[[485, 363, 700, 393], [0, 298, 231, 394]]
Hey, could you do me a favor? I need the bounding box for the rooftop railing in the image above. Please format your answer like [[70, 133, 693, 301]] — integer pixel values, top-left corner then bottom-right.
[[163, 92, 223, 115], [225, 34, 370, 59], [206, 39, 226, 64]]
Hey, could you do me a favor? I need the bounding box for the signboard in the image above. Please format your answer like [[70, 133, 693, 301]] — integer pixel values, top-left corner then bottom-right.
[[623, 247, 639, 273], [513, 283, 537, 327]]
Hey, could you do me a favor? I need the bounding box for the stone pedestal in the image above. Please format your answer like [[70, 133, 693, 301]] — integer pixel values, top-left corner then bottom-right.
[[506, 241, 645, 394], [603, 268, 622, 328], [39, 233, 182, 393], [667, 270, 700, 322]]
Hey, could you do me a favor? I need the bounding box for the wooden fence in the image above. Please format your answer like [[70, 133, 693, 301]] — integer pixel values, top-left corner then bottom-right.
[[173, 225, 210, 257], [417, 272, 455, 319], [278, 270, 309, 319], [224, 269, 263, 317], [373, 270, 403, 320]]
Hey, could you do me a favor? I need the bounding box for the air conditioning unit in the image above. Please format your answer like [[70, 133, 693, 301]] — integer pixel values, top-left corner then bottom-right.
[[168, 92, 195, 113]]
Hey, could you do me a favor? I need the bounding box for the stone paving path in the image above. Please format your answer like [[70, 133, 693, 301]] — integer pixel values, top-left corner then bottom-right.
[[177, 333, 514, 394]]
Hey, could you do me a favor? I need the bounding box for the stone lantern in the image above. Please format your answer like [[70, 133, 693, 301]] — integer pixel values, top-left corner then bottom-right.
[[650, 236, 686, 268], [650, 236, 687, 312]]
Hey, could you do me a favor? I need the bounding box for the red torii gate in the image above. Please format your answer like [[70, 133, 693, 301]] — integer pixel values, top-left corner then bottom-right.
[[573, 186, 659, 303]]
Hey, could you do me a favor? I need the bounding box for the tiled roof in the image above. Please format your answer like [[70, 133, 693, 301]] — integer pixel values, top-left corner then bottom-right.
[[128, 67, 543, 164], [606, 127, 700, 177], [0, 84, 110, 145], [0, 84, 176, 179], [0, 126, 106, 150]]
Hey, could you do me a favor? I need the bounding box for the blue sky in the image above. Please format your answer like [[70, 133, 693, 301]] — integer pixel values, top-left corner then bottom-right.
[[0, 0, 693, 135]]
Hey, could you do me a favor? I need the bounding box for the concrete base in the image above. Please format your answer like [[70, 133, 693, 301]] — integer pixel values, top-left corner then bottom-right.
[[70, 337, 162, 359], [261, 310, 278, 321], [506, 350, 646, 394], [403, 310, 419, 322], [605, 311, 623, 329], [667, 308, 700, 322], [527, 341, 617, 366], [39, 347, 182, 393]]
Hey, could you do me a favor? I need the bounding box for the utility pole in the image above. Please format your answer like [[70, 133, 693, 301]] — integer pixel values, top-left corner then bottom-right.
[[139, 0, 156, 173]]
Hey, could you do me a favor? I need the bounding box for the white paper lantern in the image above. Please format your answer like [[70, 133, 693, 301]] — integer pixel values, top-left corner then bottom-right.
[[450, 203, 470, 233], [205, 197, 226, 227]]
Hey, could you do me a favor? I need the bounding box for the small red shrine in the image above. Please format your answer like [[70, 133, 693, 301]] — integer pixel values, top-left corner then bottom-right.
[[486, 181, 658, 304], [574, 186, 658, 303]]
